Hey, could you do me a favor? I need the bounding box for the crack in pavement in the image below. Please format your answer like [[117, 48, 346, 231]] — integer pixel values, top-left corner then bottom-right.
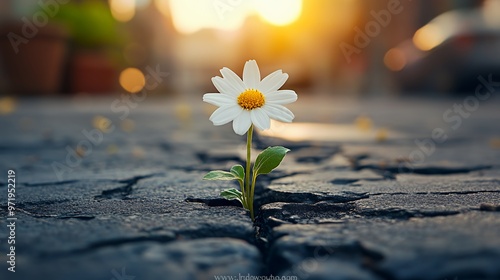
[[184, 196, 242, 207], [369, 190, 500, 196], [258, 188, 369, 206], [358, 164, 492, 175], [265, 232, 388, 279], [23, 180, 81, 187], [10, 206, 95, 220], [358, 208, 461, 220], [93, 174, 162, 200]]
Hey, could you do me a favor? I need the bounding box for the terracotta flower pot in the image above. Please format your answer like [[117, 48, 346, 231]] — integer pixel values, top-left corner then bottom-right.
[[68, 51, 118, 94], [0, 22, 68, 94]]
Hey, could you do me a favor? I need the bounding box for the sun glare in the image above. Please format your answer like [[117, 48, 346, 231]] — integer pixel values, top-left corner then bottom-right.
[[165, 0, 248, 34], [165, 0, 303, 34], [255, 0, 302, 26]]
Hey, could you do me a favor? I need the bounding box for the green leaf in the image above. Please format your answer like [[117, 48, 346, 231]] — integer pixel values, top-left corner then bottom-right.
[[220, 188, 243, 204], [253, 146, 290, 176], [203, 170, 239, 181], [230, 165, 245, 183]]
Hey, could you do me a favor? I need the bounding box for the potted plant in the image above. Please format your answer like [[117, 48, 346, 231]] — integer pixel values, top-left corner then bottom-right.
[[0, 1, 69, 94], [52, 0, 126, 93]]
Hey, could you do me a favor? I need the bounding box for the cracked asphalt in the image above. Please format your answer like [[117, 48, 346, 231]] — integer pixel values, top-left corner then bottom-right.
[[1, 96, 500, 280]]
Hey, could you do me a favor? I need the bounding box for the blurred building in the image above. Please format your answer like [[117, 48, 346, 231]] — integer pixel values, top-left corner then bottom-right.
[[0, 0, 495, 96]]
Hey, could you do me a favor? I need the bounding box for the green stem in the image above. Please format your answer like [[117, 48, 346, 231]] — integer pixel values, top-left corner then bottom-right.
[[249, 172, 257, 221], [245, 125, 254, 219], [239, 180, 247, 209]]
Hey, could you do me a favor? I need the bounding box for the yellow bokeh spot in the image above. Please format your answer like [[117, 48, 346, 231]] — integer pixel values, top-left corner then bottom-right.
[[376, 128, 389, 142], [413, 24, 444, 51], [120, 68, 146, 93], [76, 146, 86, 158], [93, 116, 113, 133], [0, 97, 16, 115], [155, 0, 170, 18], [109, 0, 135, 22], [355, 116, 373, 132], [255, 0, 302, 26], [384, 48, 407, 71], [175, 103, 192, 123]]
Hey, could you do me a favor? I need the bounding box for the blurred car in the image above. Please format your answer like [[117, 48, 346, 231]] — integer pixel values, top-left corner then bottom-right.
[[386, 1, 500, 94]]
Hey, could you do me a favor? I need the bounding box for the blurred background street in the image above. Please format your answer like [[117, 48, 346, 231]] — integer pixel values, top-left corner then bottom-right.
[[1, 0, 499, 97], [1, 1, 500, 280]]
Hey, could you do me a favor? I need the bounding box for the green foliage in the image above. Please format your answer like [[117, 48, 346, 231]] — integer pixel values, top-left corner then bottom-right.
[[230, 165, 245, 183], [220, 188, 243, 205], [203, 170, 240, 181], [204, 143, 290, 222], [253, 146, 290, 176], [50, 1, 125, 49]]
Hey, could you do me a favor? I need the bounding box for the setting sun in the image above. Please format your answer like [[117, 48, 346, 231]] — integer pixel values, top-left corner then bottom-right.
[[255, 0, 302, 26], [164, 0, 250, 34], [164, 0, 303, 34]]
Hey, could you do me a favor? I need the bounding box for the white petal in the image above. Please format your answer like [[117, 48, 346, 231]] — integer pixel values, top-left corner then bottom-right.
[[265, 90, 298, 105], [220, 67, 245, 93], [232, 110, 252, 135], [209, 105, 242, 126], [243, 60, 260, 89], [211, 77, 238, 96], [250, 108, 270, 130], [203, 93, 236, 106], [262, 104, 295, 123], [258, 70, 288, 93]]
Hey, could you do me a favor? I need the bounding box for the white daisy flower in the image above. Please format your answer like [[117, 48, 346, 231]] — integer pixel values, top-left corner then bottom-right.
[[203, 60, 297, 135]]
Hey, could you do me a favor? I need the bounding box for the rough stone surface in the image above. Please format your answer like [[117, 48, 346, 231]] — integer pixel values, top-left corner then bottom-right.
[[1, 97, 500, 279], [267, 212, 500, 279], [3, 238, 261, 280]]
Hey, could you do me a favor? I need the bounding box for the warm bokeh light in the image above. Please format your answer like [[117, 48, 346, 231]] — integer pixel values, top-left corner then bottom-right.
[[355, 116, 373, 132], [119, 68, 146, 93], [376, 128, 389, 142], [255, 0, 302, 26], [109, 0, 136, 22], [154, 0, 170, 18], [413, 23, 445, 51], [135, 0, 151, 8], [0, 97, 16, 115], [260, 121, 402, 142], [165, 0, 302, 34], [93, 116, 114, 133], [384, 48, 407, 71], [166, 0, 247, 34], [484, 0, 500, 26]]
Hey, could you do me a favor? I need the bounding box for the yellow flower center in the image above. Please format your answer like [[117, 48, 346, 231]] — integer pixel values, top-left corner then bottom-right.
[[237, 89, 265, 110]]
